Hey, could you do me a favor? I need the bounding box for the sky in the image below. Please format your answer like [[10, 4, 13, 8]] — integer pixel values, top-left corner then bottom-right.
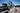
[[0, 0, 20, 6]]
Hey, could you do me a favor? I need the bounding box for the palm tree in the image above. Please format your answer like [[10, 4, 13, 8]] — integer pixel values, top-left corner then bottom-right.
[[8, 1, 15, 8], [2, 3, 7, 7], [2, 3, 10, 10]]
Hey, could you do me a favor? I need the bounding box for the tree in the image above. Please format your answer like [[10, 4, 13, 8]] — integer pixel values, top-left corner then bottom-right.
[[2, 3, 10, 10], [15, 5, 20, 7], [2, 3, 7, 7], [8, 1, 15, 8]]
